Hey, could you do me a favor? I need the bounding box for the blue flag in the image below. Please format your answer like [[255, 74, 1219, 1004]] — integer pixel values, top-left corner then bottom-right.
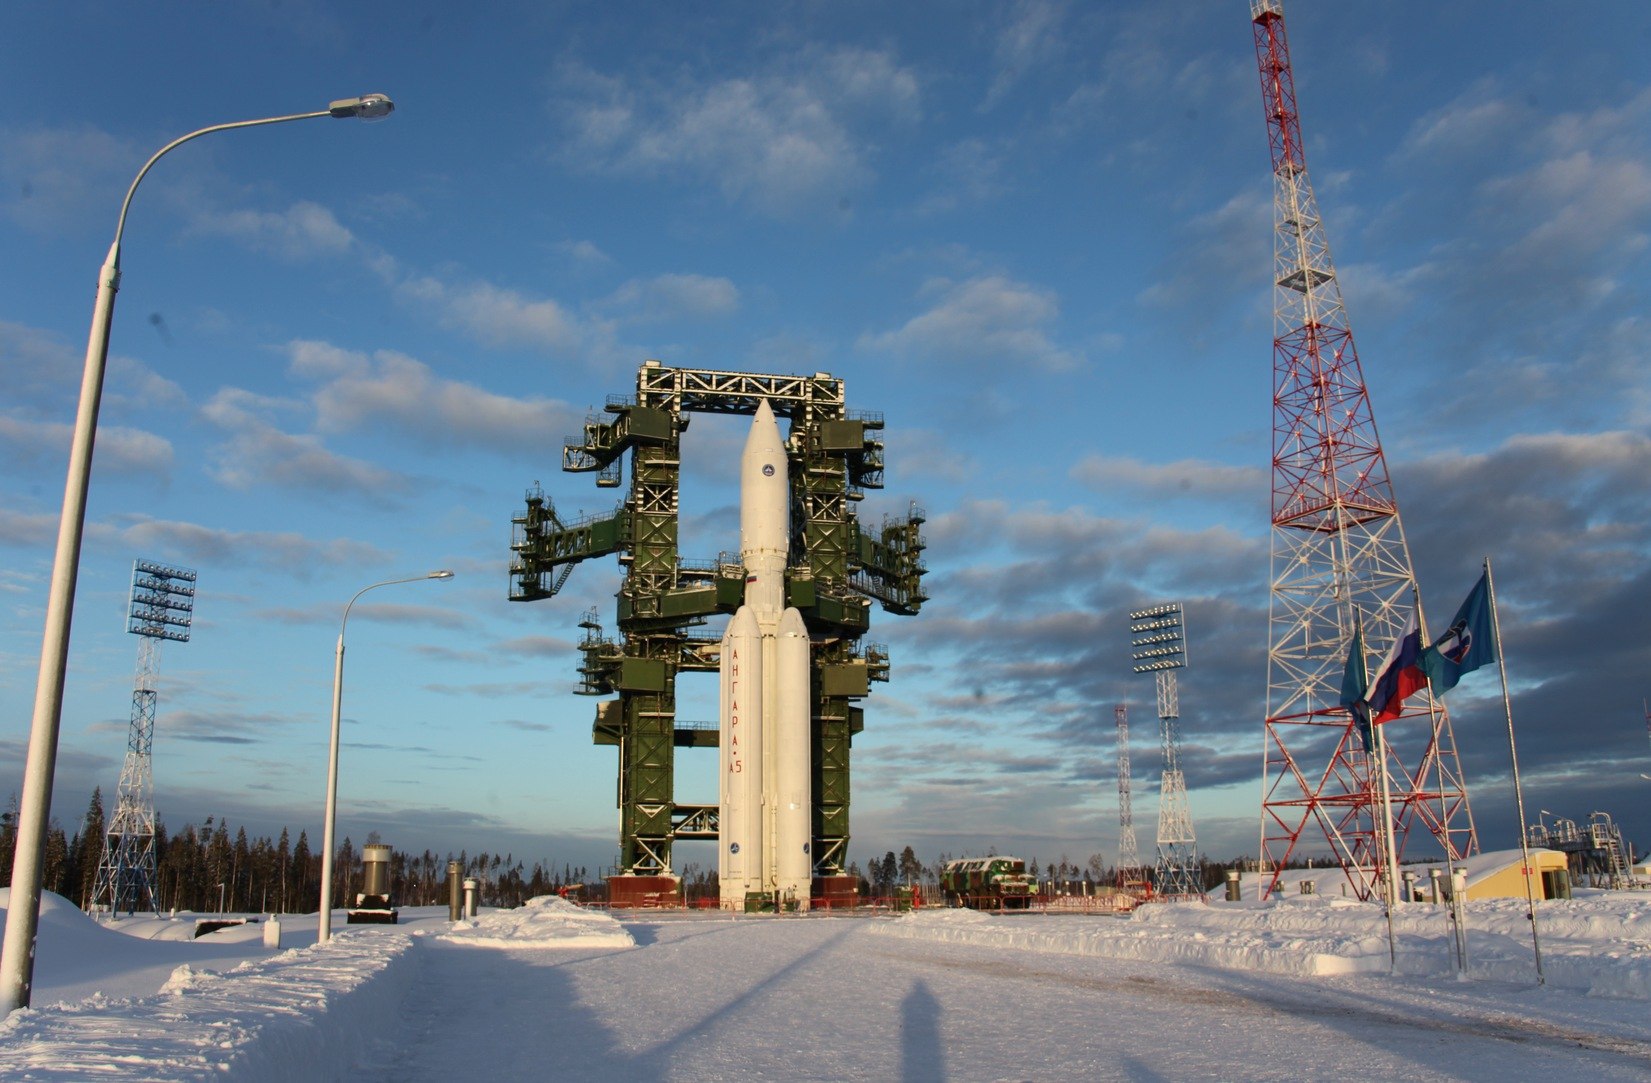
[[1339, 617, 1373, 752], [1421, 571, 1497, 694]]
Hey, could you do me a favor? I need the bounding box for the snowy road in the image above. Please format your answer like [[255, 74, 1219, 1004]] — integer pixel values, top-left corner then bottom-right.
[[364, 913, 1651, 1082]]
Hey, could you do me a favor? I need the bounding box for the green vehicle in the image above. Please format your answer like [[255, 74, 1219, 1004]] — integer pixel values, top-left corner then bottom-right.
[[939, 857, 1036, 910]]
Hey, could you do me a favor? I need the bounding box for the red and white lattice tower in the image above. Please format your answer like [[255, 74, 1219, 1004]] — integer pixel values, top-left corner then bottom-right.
[[1115, 704, 1140, 878], [1251, 0, 1476, 900]]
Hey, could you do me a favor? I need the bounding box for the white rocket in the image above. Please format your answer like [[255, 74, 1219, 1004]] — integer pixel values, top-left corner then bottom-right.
[[719, 400, 812, 910]]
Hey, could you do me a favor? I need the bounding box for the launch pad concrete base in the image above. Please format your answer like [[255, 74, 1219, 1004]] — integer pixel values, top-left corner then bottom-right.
[[607, 875, 681, 909]]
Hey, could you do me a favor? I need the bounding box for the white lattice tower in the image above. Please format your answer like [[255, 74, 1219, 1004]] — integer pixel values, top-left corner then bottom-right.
[[1115, 704, 1139, 874], [92, 561, 195, 916], [1153, 669, 1201, 895], [1130, 603, 1201, 897], [93, 637, 161, 914], [1251, 0, 1475, 901]]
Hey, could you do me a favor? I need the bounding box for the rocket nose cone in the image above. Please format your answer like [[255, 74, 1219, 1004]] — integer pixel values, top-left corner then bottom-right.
[[778, 607, 808, 638], [743, 398, 784, 459]]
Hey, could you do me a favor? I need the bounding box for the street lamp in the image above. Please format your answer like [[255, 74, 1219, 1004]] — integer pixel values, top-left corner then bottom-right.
[[0, 94, 396, 1017], [318, 570, 453, 943]]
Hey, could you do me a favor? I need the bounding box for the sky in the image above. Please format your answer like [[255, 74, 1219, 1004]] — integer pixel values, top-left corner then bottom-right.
[[1, 1, 1648, 880]]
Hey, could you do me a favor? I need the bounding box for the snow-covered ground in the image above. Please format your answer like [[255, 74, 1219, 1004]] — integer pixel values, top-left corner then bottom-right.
[[3, 888, 1650, 1080]]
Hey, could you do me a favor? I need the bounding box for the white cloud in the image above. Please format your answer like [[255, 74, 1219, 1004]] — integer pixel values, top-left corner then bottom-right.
[[880, 427, 979, 486], [99, 515, 392, 575], [1, 320, 82, 401], [188, 200, 356, 260], [558, 239, 615, 267], [602, 273, 740, 323], [200, 387, 411, 499], [0, 126, 133, 231], [286, 340, 370, 381], [0, 508, 57, 546], [286, 340, 583, 455], [1069, 453, 1267, 499], [1533, 85, 1651, 161], [107, 356, 189, 411], [397, 274, 583, 352], [859, 274, 1080, 370], [1395, 84, 1651, 305], [1482, 150, 1651, 265], [552, 47, 920, 216], [1138, 188, 1270, 310], [983, 0, 1066, 110], [1397, 78, 1526, 162], [0, 414, 173, 476]]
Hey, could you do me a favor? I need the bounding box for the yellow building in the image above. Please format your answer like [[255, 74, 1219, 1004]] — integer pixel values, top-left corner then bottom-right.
[[1412, 848, 1571, 902], [1246, 848, 1574, 901], [1463, 849, 1570, 901]]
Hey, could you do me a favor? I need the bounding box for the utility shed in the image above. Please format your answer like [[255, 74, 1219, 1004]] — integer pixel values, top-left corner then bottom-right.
[[1251, 848, 1572, 902], [1413, 848, 1572, 902], [1467, 848, 1570, 900]]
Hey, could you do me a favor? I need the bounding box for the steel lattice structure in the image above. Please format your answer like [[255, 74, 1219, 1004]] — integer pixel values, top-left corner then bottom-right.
[[1251, 0, 1476, 900], [511, 362, 925, 900], [1114, 703, 1142, 884], [91, 560, 195, 916], [1131, 604, 1200, 896]]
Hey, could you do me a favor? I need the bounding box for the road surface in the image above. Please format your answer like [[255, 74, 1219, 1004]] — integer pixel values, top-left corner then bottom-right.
[[365, 912, 1651, 1081]]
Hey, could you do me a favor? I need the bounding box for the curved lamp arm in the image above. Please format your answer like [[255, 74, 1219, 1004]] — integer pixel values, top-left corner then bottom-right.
[[0, 92, 396, 1018]]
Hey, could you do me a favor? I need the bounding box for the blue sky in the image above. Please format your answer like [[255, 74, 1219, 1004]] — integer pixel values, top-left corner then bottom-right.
[[2, 1, 1648, 878]]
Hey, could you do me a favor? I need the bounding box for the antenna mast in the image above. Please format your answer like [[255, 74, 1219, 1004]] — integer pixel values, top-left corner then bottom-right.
[[1250, 0, 1476, 899], [1115, 703, 1140, 876]]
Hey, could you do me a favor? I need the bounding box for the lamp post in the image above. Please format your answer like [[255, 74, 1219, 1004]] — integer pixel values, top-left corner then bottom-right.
[[318, 571, 453, 943], [0, 94, 396, 1017]]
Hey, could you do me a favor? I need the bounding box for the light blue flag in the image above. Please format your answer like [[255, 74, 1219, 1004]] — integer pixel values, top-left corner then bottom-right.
[[1421, 571, 1497, 694]]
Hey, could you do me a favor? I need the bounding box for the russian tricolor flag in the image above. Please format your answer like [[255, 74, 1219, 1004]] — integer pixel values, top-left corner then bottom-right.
[[1366, 608, 1428, 725]]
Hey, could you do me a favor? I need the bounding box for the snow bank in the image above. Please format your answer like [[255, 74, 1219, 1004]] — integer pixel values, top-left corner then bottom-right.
[[438, 895, 635, 949], [0, 929, 418, 1081], [0, 888, 292, 1007], [873, 893, 1651, 996], [877, 899, 1380, 977]]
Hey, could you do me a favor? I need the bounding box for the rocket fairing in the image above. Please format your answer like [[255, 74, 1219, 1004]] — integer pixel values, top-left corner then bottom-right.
[[718, 400, 813, 910]]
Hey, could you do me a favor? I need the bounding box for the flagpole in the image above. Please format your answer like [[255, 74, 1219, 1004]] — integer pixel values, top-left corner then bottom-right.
[[1356, 609, 1400, 970], [1374, 718, 1400, 961], [1484, 556, 1544, 985]]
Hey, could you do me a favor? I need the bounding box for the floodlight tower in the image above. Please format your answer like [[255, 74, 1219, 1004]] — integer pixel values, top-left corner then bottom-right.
[[1250, 0, 1475, 900], [92, 561, 195, 915], [1130, 604, 1200, 896], [1115, 703, 1144, 889]]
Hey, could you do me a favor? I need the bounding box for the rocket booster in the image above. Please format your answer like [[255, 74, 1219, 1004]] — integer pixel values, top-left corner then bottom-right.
[[719, 400, 812, 910]]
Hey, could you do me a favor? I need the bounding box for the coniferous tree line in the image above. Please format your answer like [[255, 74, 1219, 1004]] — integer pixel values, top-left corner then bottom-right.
[[0, 788, 1347, 913], [0, 789, 598, 915]]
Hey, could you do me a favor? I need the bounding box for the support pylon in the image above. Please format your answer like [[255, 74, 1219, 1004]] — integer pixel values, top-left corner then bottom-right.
[[1250, 0, 1476, 901]]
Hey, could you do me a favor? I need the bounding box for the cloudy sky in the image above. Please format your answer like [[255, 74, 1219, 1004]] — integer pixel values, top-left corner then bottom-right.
[[2, 1, 1647, 879]]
